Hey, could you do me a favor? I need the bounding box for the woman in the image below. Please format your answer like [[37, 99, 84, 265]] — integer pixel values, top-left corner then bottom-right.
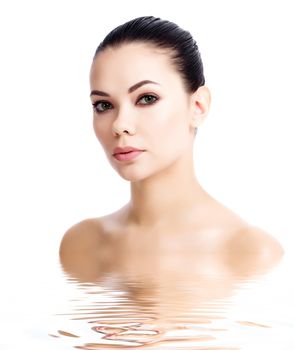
[[59, 16, 283, 282]]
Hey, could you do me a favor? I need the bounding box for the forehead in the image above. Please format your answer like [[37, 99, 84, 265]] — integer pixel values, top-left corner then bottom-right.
[[90, 42, 182, 90]]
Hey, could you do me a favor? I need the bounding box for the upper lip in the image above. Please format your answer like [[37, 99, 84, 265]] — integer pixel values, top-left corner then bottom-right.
[[113, 146, 144, 155]]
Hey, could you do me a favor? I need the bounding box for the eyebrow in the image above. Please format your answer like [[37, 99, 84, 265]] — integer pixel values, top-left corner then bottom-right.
[[90, 80, 160, 97]]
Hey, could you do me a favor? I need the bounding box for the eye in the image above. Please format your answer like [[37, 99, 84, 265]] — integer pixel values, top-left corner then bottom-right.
[[137, 94, 158, 105], [91, 94, 158, 114], [92, 100, 112, 114]]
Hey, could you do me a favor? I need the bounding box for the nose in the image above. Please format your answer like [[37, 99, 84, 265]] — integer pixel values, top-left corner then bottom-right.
[[112, 108, 136, 136]]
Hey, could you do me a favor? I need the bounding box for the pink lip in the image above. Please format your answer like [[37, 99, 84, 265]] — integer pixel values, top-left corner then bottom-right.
[[113, 146, 143, 155], [113, 150, 145, 162]]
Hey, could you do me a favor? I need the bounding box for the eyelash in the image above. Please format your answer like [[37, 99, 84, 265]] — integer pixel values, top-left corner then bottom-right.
[[92, 94, 159, 114]]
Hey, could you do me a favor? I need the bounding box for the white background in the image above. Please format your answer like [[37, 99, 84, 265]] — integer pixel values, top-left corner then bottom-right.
[[0, 1, 293, 348], [0, 0, 293, 288]]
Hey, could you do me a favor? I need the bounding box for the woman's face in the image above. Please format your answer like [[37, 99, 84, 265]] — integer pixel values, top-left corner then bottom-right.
[[89, 42, 198, 182]]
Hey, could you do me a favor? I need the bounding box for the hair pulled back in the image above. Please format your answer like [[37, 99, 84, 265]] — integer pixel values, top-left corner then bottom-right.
[[94, 16, 205, 94]]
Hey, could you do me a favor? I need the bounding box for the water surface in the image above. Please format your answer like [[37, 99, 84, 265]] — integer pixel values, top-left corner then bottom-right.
[[44, 245, 293, 349]]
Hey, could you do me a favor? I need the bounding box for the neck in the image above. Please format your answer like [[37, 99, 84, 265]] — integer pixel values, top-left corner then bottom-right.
[[124, 147, 210, 229]]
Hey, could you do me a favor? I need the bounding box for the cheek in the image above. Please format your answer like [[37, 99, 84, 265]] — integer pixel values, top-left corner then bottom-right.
[[92, 120, 111, 151], [145, 104, 188, 150]]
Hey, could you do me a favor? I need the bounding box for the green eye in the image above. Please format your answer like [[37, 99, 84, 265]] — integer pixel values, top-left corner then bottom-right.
[[92, 94, 158, 114], [92, 101, 112, 113], [138, 95, 158, 105]]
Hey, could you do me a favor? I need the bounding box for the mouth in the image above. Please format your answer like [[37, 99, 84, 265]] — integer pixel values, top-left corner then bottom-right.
[[113, 146, 144, 156], [113, 150, 145, 161], [118, 151, 136, 154]]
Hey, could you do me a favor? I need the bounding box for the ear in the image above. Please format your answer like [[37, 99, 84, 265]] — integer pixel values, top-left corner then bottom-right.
[[189, 85, 211, 130]]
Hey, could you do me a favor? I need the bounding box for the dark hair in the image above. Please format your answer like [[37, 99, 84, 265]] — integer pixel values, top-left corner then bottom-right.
[[93, 16, 205, 94]]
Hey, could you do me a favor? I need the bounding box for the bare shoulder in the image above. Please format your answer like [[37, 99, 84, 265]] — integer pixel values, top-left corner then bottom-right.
[[228, 225, 284, 255], [59, 217, 105, 259], [224, 225, 284, 274], [59, 205, 128, 265], [210, 200, 284, 264], [58, 216, 113, 281]]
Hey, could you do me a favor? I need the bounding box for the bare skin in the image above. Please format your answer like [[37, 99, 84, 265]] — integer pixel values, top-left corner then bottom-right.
[[59, 208, 284, 343], [59, 42, 284, 285], [59, 202, 283, 284]]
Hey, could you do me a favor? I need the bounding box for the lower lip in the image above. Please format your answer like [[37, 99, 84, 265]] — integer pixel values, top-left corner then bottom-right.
[[113, 150, 144, 161]]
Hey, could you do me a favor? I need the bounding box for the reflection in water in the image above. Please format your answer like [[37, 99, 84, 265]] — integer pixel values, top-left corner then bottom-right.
[[51, 238, 285, 349]]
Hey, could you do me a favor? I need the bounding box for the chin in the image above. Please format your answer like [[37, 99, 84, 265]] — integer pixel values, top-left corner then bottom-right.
[[117, 171, 148, 182], [113, 165, 155, 183]]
